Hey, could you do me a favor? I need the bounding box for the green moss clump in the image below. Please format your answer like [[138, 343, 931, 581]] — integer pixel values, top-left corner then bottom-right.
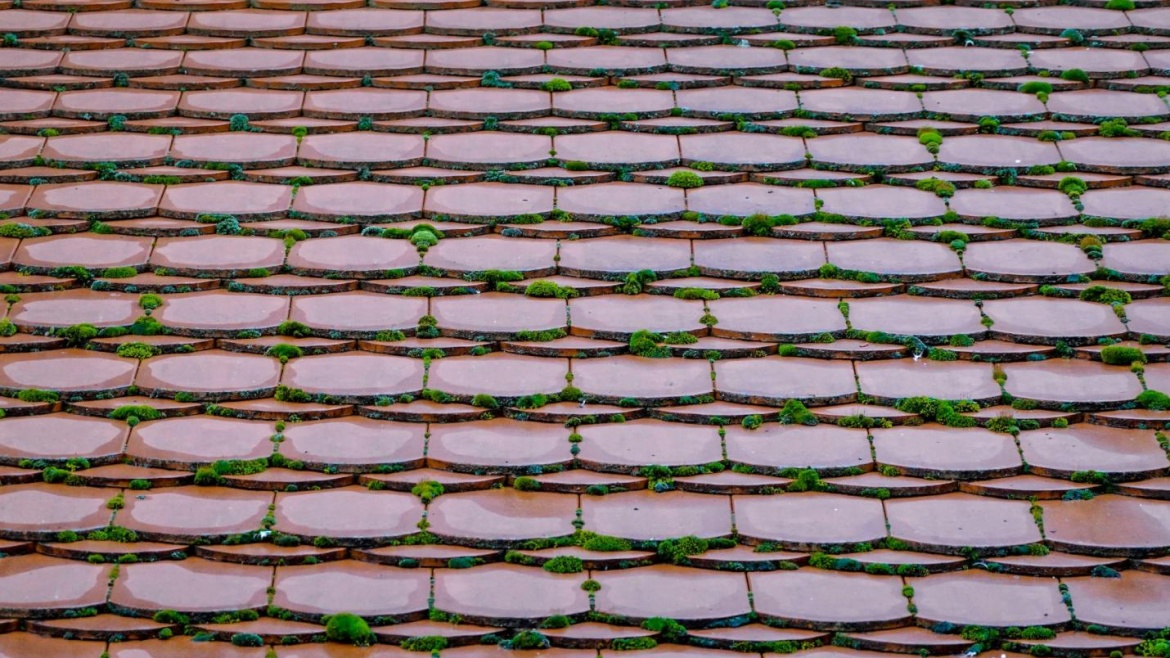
[[54, 323, 98, 347], [0, 223, 49, 238], [915, 177, 955, 198], [504, 631, 549, 651], [265, 343, 304, 363], [642, 617, 687, 643], [401, 636, 448, 652], [581, 534, 632, 551], [471, 393, 499, 408], [1019, 81, 1053, 95], [540, 615, 572, 629], [17, 388, 59, 403], [657, 535, 708, 564], [666, 170, 704, 189], [832, 25, 857, 44], [778, 399, 817, 426], [542, 78, 572, 92], [411, 480, 444, 503], [620, 269, 657, 295], [1100, 345, 1146, 366], [673, 287, 719, 301], [629, 329, 672, 358], [542, 555, 583, 573], [525, 280, 578, 299], [1079, 285, 1131, 306], [138, 294, 163, 312], [231, 633, 264, 647], [116, 342, 159, 360], [110, 405, 163, 422], [324, 613, 373, 646], [895, 397, 977, 428], [1098, 118, 1138, 137], [1136, 390, 1170, 411], [513, 476, 541, 491], [613, 638, 658, 651], [130, 315, 166, 336], [276, 320, 312, 338], [100, 266, 138, 279], [274, 385, 312, 403]]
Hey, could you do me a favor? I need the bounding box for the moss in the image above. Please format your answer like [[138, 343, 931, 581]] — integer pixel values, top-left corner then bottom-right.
[[0, 223, 49, 238], [471, 393, 499, 408], [541, 78, 572, 93], [212, 458, 268, 477], [581, 534, 632, 551], [153, 610, 190, 625], [42, 467, 76, 484], [100, 266, 138, 279], [525, 280, 578, 299], [620, 269, 657, 295], [130, 315, 166, 336], [542, 555, 583, 573], [274, 385, 313, 403], [1136, 389, 1170, 411], [401, 636, 448, 652], [1018, 81, 1053, 95], [831, 25, 857, 44], [87, 526, 137, 542], [1098, 118, 1139, 138], [949, 334, 975, 347], [741, 212, 782, 236], [16, 388, 59, 403], [540, 615, 572, 629], [907, 174, 954, 196], [231, 634, 264, 648], [116, 342, 159, 360], [324, 613, 374, 646], [276, 320, 312, 338], [837, 414, 890, 429], [786, 468, 831, 492], [1100, 345, 1146, 366], [666, 170, 704, 189], [1134, 217, 1170, 239], [1079, 285, 1131, 306], [657, 535, 709, 564], [629, 329, 672, 358], [465, 270, 524, 286], [642, 617, 687, 643], [1136, 638, 1170, 658], [613, 638, 658, 651], [673, 287, 719, 301], [54, 323, 98, 347], [895, 397, 977, 428], [108, 405, 162, 419], [513, 476, 541, 491], [265, 343, 304, 363], [411, 480, 444, 503], [778, 399, 817, 426], [504, 631, 550, 651]]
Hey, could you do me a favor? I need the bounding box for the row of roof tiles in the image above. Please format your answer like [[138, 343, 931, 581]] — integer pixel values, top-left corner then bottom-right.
[[0, 349, 1161, 404]]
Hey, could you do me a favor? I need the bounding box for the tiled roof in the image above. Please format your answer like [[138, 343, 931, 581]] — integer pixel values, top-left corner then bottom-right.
[[1, 0, 1170, 656]]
